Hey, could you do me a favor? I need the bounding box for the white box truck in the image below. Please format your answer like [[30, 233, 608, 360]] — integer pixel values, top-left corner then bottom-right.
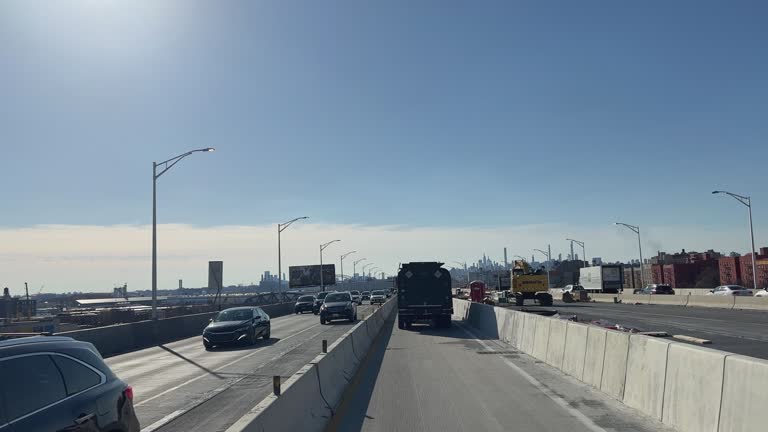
[[579, 265, 624, 293]]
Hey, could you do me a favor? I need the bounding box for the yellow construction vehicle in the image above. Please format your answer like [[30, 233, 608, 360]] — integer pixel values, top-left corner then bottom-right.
[[510, 260, 553, 306]]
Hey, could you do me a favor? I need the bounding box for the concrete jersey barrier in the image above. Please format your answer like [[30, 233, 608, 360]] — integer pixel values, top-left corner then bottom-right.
[[226, 299, 397, 432], [454, 298, 768, 432]]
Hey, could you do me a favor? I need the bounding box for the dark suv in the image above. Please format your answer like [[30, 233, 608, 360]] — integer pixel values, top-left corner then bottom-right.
[[294, 295, 316, 314], [0, 336, 140, 432], [319, 292, 357, 324], [634, 284, 675, 295], [313, 291, 333, 314]]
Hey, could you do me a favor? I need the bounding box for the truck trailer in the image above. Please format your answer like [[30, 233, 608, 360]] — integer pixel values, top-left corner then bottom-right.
[[579, 265, 624, 293], [396, 262, 453, 329]]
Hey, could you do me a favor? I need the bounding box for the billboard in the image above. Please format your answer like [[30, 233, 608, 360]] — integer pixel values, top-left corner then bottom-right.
[[289, 264, 336, 288], [208, 261, 223, 291]]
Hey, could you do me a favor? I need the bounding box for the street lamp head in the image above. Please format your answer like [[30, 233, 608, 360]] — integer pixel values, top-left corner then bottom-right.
[[204, 147, 215, 152]]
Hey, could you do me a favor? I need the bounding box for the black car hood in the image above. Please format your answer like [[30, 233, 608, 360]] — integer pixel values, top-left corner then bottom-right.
[[206, 320, 250, 331]]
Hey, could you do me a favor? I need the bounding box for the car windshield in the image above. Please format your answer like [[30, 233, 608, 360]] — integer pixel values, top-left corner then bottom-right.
[[317, 292, 329, 299], [351, 291, 360, 295], [325, 293, 350, 302], [298, 296, 314, 301], [214, 309, 252, 322], [373, 291, 385, 296]]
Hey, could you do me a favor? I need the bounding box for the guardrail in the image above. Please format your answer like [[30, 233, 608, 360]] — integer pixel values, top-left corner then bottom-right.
[[456, 299, 766, 432]]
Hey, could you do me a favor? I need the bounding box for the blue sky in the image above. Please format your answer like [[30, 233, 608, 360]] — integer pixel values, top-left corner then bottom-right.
[[1, 1, 767, 291]]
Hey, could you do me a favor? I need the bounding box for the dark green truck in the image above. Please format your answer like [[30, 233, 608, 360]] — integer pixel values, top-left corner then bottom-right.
[[396, 262, 453, 329]]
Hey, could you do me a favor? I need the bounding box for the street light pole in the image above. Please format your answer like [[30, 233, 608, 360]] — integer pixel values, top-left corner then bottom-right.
[[152, 147, 214, 320], [319, 240, 341, 292], [278, 216, 309, 293], [534, 248, 552, 288], [615, 222, 644, 287], [713, 191, 758, 291], [362, 263, 374, 279], [340, 251, 357, 283], [566, 238, 586, 268], [353, 258, 367, 281]]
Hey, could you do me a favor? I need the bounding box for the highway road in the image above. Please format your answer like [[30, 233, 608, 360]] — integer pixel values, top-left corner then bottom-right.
[[330, 316, 673, 432], [550, 300, 768, 358], [107, 304, 375, 432]]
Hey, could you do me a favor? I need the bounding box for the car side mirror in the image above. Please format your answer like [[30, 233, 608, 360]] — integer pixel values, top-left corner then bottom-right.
[[209, 318, 213, 322]]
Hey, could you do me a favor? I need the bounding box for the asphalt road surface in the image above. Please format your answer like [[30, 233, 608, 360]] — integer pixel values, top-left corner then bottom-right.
[[107, 304, 375, 432], [329, 315, 673, 432], [549, 300, 768, 358]]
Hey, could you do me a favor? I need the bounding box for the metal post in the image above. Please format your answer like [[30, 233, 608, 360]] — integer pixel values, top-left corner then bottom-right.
[[637, 228, 644, 287], [322, 339, 328, 353], [748, 198, 758, 290], [340, 256, 344, 283], [277, 224, 282, 292], [152, 162, 157, 320], [273, 376, 281, 396], [320, 244, 324, 292]]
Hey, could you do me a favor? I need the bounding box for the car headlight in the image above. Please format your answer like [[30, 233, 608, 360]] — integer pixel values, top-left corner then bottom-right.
[[320, 304, 327, 311]]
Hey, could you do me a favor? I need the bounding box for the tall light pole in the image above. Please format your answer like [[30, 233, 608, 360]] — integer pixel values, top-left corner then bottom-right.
[[713, 191, 758, 291], [340, 251, 356, 282], [152, 147, 214, 320], [615, 222, 644, 287], [566, 238, 586, 268], [513, 255, 527, 262], [320, 240, 341, 292], [362, 263, 374, 279], [278, 216, 308, 292], [353, 258, 367, 281], [534, 248, 552, 288]]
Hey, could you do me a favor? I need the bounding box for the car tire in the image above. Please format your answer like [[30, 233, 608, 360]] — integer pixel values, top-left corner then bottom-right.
[[263, 328, 270, 339], [204, 342, 213, 351], [398, 319, 405, 329], [320, 317, 326, 325]]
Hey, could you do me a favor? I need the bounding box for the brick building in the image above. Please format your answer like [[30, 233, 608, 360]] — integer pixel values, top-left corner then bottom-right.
[[740, 247, 768, 289], [719, 256, 742, 286], [650, 250, 721, 288]]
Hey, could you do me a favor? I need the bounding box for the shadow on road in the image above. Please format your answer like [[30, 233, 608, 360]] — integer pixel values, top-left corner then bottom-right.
[[159, 345, 226, 379], [326, 318, 395, 432]]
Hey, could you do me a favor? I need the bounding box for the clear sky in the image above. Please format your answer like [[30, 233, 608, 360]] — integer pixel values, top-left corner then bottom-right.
[[1, 1, 766, 292]]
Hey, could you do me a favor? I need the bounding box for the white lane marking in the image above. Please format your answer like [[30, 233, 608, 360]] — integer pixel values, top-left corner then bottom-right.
[[456, 322, 607, 432], [140, 379, 239, 432], [135, 322, 321, 407]]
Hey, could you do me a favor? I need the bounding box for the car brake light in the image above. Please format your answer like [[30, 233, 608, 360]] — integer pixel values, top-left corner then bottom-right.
[[124, 386, 134, 401]]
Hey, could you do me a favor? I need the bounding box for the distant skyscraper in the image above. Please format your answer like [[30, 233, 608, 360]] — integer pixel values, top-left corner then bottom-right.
[[558, 253, 563, 261]]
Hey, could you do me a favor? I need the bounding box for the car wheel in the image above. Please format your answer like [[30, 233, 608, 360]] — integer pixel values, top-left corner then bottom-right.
[[398, 319, 405, 329], [263, 327, 270, 339], [320, 317, 326, 325], [204, 342, 213, 351]]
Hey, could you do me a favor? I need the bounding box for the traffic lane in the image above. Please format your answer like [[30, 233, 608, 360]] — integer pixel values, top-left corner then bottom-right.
[[106, 310, 320, 402], [330, 316, 672, 432], [552, 301, 768, 358], [139, 305, 374, 432]]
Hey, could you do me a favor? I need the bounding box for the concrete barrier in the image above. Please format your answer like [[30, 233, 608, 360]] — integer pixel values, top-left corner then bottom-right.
[[562, 322, 589, 380], [227, 298, 397, 432], [718, 354, 768, 432], [622, 335, 671, 420], [531, 315, 551, 361], [545, 319, 567, 369], [496, 307, 514, 345], [733, 295, 768, 310], [599, 330, 630, 399], [466, 302, 499, 338], [686, 295, 735, 309], [519, 312, 538, 354], [452, 298, 470, 320], [662, 343, 726, 432], [227, 363, 329, 432], [582, 326, 607, 388]]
